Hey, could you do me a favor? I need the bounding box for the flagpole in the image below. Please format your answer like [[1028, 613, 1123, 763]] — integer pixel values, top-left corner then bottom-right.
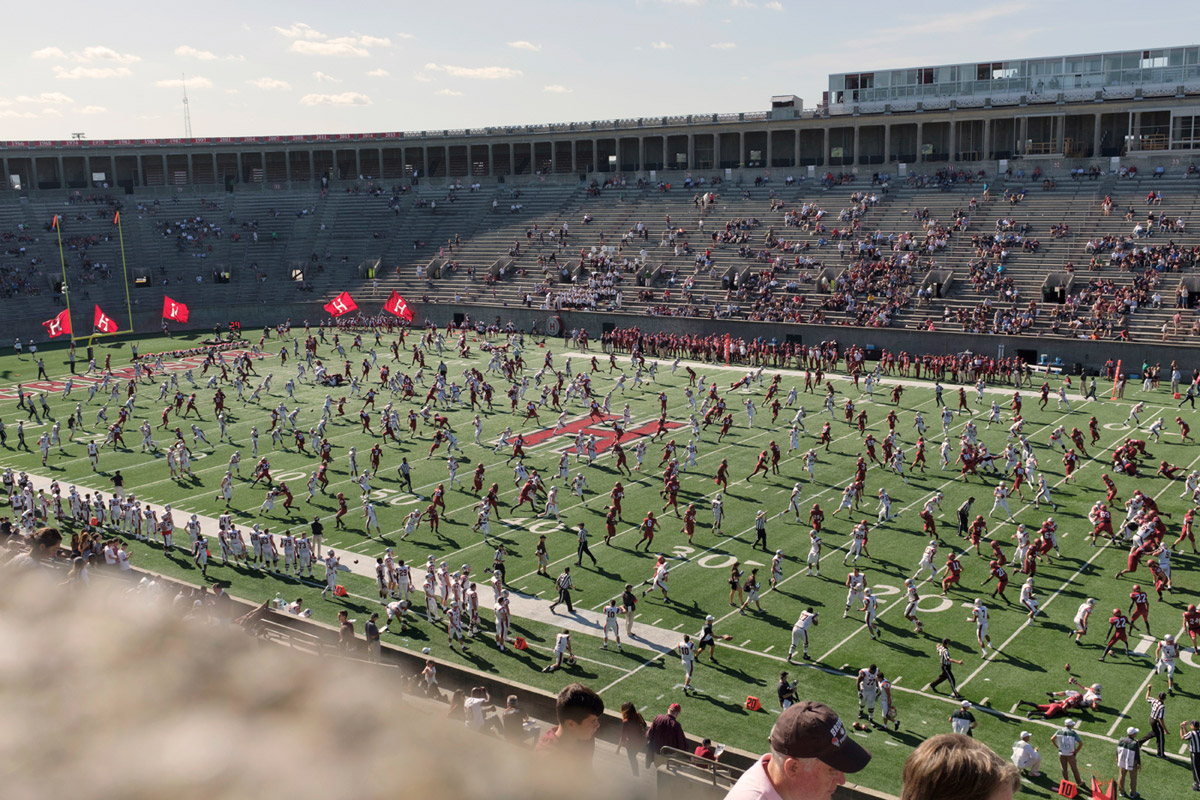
[[116, 213, 134, 333], [53, 216, 75, 343]]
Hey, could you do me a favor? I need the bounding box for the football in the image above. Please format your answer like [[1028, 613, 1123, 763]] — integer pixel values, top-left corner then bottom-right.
[[422, 647, 431, 654]]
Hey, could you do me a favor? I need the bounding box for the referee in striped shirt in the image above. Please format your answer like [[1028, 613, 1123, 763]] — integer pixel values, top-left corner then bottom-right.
[[929, 637, 965, 700], [548, 567, 575, 615], [1140, 688, 1167, 758], [1180, 719, 1200, 790]]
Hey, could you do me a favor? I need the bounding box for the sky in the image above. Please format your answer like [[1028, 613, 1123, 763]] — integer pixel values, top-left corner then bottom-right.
[[0, 1, 1192, 140]]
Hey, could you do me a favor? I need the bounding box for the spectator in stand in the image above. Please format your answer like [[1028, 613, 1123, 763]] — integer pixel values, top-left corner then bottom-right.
[[502, 694, 540, 747], [535, 683, 604, 764], [463, 686, 501, 734], [694, 737, 719, 765], [724, 700, 871, 800], [619, 701, 648, 775], [646, 702, 688, 767], [900, 734, 1020, 800]]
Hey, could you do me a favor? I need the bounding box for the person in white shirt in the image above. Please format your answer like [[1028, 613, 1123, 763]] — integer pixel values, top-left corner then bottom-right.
[[1011, 731, 1042, 777]]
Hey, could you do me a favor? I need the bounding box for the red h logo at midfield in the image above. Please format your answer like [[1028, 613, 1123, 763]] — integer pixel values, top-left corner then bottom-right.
[[519, 415, 682, 454]]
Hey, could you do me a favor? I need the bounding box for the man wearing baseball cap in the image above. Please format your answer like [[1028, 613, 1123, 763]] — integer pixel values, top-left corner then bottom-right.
[[1116, 726, 1143, 799], [1010, 731, 1041, 777], [645, 702, 687, 768], [724, 700, 871, 800]]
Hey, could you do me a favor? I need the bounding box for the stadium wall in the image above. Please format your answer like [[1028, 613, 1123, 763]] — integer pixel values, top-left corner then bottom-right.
[[30, 299, 1195, 378]]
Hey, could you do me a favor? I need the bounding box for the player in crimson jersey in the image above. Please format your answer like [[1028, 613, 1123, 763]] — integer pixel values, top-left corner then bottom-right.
[[1184, 604, 1200, 651], [981, 560, 1010, 603], [940, 552, 962, 596], [1129, 585, 1152, 635], [1098, 609, 1131, 662]]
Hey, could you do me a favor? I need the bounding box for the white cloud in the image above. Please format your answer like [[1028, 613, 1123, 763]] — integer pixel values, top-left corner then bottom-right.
[[299, 91, 372, 106], [79, 105, 107, 114], [33, 44, 140, 64], [313, 71, 341, 83], [0, 110, 38, 119], [292, 38, 369, 57], [54, 66, 133, 80], [507, 41, 541, 51], [765, 0, 783, 8], [74, 46, 140, 64], [274, 22, 325, 39], [651, 41, 673, 49], [357, 35, 392, 48], [423, 62, 522, 80], [394, 32, 415, 39], [435, 88, 464, 96], [543, 84, 572, 93], [247, 77, 292, 90], [175, 45, 217, 60], [155, 76, 213, 88], [730, 0, 756, 7], [366, 68, 390, 77], [711, 42, 737, 50], [662, 0, 704, 4], [15, 92, 74, 104], [41, 108, 63, 117]]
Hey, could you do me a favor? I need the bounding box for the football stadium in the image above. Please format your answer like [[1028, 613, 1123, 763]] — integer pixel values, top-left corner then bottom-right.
[[5, 29, 1200, 800]]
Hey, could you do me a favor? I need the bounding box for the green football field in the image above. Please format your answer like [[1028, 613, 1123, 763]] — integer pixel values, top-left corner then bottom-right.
[[4, 329, 1199, 798]]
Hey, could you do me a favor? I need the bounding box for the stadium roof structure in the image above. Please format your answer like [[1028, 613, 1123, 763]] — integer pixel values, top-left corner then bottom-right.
[[828, 44, 1200, 108]]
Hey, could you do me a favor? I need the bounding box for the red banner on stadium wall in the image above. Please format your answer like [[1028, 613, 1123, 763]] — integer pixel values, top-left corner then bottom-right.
[[323, 291, 358, 317]]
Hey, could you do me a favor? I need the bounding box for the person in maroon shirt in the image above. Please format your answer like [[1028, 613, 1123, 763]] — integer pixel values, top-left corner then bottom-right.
[[645, 702, 688, 767], [535, 683, 604, 764]]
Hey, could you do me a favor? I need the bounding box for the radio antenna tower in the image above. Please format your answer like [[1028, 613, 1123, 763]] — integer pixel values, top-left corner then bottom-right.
[[182, 72, 193, 138]]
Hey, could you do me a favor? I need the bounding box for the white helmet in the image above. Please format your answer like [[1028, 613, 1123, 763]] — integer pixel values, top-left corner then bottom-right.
[[1166, 634, 1175, 642], [705, 614, 715, 622], [974, 598, 983, 607], [930, 539, 938, 547], [1024, 578, 1034, 586]]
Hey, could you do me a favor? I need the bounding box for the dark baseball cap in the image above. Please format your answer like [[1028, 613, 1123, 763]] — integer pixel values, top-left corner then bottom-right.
[[768, 701, 871, 773]]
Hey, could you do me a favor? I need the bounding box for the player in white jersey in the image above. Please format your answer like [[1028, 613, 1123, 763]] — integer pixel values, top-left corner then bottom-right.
[[786, 483, 804, 522], [803, 449, 817, 480], [1033, 473, 1055, 511], [902, 579, 923, 633], [940, 440, 952, 469], [770, 549, 785, 589], [1019, 578, 1039, 621], [787, 607, 819, 662], [806, 530, 822, 576], [914, 540, 939, 581], [422, 578, 440, 623], [844, 567, 866, 618], [601, 599, 624, 651], [856, 664, 880, 722], [385, 598, 410, 633], [711, 494, 724, 534], [876, 488, 893, 523], [678, 635, 697, 693], [1155, 634, 1179, 693], [860, 589, 880, 640], [296, 535, 313, 577], [991, 483, 1015, 521], [843, 521, 868, 566], [877, 670, 899, 730], [320, 551, 339, 598], [543, 629, 573, 672], [969, 598, 992, 657], [446, 601, 467, 651], [1069, 597, 1095, 644]]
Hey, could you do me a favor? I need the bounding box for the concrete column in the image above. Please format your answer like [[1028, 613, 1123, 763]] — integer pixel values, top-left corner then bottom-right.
[[883, 124, 891, 164], [377, 148, 383, 180], [1092, 113, 1103, 157], [738, 131, 745, 168], [550, 140, 557, 175], [592, 139, 598, 174], [57, 156, 65, 189], [308, 152, 315, 184], [236, 152, 243, 184], [793, 129, 801, 167], [421, 147, 428, 178], [851, 126, 860, 166], [1018, 117, 1028, 155], [981, 119, 991, 161], [766, 131, 774, 168], [1055, 114, 1066, 155], [915, 123, 923, 162], [822, 128, 829, 166], [687, 134, 695, 172], [948, 120, 956, 162], [210, 153, 217, 186], [1132, 112, 1142, 150], [354, 149, 362, 179], [635, 137, 643, 173]]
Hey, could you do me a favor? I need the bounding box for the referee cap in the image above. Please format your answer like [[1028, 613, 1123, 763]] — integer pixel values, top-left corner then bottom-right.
[[1064, 719, 1077, 728], [1127, 726, 1139, 736], [1019, 731, 1031, 739]]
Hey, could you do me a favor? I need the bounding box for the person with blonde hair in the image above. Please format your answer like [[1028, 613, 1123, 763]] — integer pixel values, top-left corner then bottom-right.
[[900, 733, 1020, 800]]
